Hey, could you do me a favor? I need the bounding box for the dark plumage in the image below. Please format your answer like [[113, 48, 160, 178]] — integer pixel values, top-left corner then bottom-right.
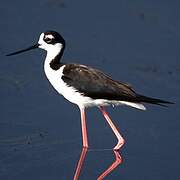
[[62, 63, 173, 106]]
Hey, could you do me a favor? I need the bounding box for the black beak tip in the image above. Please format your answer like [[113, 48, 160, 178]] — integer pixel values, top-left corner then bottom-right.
[[6, 53, 14, 56], [6, 44, 39, 57]]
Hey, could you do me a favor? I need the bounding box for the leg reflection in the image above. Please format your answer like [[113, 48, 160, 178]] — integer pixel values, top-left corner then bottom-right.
[[73, 148, 122, 179], [97, 150, 122, 180], [73, 147, 88, 180]]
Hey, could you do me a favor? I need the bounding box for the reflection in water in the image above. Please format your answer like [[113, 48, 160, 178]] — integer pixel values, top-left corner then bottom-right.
[[97, 150, 122, 179], [73, 148, 122, 179]]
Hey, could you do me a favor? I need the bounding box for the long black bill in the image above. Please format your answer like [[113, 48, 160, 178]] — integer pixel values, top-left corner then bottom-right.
[[6, 44, 39, 56]]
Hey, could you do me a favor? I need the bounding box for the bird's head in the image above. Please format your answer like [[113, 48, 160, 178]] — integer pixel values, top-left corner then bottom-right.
[[6, 30, 65, 56]]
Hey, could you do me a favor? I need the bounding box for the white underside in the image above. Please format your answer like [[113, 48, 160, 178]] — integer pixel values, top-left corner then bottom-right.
[[44, 59, 146, 110]]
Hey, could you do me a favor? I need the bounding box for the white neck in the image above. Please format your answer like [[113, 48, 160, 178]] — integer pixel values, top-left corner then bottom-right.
[[45, 43, 63, 64]]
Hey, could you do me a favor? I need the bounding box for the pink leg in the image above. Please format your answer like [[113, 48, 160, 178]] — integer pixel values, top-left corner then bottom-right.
[[99, 106, 125, 150], [80, 107, 89, 148], [73, 147, 88, 180]]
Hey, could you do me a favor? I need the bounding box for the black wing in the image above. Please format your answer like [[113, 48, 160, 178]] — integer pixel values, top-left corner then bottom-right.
[[62, 64, 139, 101], [61, 63, 173, 106]]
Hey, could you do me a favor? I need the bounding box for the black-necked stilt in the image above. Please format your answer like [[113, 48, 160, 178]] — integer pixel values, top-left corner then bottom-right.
[[6, 30, 173, 150]]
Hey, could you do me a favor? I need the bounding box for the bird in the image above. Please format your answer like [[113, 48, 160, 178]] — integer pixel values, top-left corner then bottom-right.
[[6, 30, 173, 150]]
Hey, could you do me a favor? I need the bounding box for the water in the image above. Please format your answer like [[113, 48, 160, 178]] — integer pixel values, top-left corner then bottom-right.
[[1, 0, 180, 179]]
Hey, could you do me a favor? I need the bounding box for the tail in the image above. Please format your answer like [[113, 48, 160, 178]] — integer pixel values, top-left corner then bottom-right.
[[136, 94, 174, 107]]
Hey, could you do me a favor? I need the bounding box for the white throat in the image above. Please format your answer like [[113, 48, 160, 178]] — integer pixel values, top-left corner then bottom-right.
[[45, 43, 63, 64]]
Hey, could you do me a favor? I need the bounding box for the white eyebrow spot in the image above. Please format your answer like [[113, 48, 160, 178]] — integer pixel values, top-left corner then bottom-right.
[[46, 34, 54, 39]]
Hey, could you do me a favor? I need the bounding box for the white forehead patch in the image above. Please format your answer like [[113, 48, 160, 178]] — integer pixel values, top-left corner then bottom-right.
[[38, 33, 55, 45], [38, 33, 45, 44]]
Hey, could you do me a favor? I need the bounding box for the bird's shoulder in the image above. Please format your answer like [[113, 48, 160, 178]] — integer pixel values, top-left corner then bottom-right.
[[61, 63, 135, 96], [62, 63, 118, 85]]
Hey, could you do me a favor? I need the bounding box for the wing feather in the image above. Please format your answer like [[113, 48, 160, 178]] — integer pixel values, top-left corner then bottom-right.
[[62, 64, 137, 101]]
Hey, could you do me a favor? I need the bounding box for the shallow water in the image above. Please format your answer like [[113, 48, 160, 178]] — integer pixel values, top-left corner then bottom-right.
[[1, 0, 180, 179]]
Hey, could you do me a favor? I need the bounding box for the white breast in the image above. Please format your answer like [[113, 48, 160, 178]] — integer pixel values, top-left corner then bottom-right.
[[44, 62, 94, 108]]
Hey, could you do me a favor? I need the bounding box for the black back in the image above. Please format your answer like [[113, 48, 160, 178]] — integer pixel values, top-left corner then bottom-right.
[[62, 63, 173, 106], [62, 63, 138, 101]]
